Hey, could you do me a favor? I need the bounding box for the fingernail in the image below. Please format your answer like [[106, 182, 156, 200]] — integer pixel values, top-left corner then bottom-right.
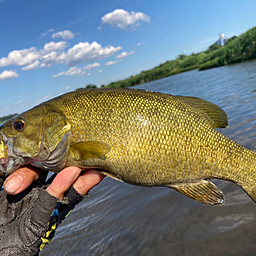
[[4, 175, 24, 193]]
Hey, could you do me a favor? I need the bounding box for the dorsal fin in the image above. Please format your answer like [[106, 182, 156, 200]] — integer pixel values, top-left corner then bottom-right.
[[176, 96, 228, 128]]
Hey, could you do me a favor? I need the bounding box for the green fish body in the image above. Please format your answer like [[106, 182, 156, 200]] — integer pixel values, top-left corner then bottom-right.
[[0, 88, 255, 205]]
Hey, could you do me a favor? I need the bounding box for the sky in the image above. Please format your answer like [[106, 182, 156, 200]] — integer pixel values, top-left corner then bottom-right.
[[0, 0, 256, 116]]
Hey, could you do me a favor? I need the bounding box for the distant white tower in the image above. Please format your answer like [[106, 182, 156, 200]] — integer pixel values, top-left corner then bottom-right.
[[216, 33, 225, 46]]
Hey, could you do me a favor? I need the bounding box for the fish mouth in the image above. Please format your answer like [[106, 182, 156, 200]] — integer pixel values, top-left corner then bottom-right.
[[0, 155, 26, 177], [0, 133, 26, 177], [0, 157, 9, 176], [0, 130, 71, 177]]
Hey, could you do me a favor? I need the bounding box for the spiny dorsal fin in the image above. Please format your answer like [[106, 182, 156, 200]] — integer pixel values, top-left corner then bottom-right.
[[169, 180, 225, 205], [69, 141, 110, 161], [176, 96, 228, 128]]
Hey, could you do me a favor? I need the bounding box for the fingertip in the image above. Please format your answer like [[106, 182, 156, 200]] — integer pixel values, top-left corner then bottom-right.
[[46, 167, 81, 199], [72, 169, 105, 196], [4, 167, 42, 195]]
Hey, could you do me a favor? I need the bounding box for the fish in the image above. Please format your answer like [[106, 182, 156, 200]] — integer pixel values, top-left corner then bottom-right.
[[0, 88, 255, 206]]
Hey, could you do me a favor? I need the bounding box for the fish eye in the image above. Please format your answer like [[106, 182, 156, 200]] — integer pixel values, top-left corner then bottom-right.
[[13, 120, 25, 132]]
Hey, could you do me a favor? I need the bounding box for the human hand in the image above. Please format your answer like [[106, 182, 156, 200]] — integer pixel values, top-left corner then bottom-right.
[[3, 166, 105, 198], [0, 167, 105, 255]]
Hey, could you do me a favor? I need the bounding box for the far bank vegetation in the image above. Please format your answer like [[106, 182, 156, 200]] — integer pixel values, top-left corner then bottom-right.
[[96, 26, 256, 89]]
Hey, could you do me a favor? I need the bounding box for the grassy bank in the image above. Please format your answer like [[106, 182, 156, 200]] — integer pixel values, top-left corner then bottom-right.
[[101, 26, 256, 89], [199, 27, 256, 70]]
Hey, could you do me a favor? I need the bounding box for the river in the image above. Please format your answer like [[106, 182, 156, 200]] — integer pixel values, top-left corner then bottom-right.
[[41, 60, 256, 256]]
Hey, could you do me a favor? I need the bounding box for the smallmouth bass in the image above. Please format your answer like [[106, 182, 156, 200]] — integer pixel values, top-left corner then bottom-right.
[[0, 88, 255, 205]]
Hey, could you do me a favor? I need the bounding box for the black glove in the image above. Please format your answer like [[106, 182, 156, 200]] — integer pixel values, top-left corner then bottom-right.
[[0, 175, 85, 256]]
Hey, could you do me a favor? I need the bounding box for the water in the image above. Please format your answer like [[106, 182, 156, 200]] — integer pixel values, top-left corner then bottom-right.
[[41, 60, 256, 256]]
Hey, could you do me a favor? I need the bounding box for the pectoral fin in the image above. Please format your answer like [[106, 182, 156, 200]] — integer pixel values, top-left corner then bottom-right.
[[99, 170, 123, 182], [169, 180, 224, 205], [69, 141, 110, 161]]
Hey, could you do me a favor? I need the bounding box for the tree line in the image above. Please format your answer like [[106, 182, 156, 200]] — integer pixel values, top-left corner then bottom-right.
[[97, 26, 256, 89]]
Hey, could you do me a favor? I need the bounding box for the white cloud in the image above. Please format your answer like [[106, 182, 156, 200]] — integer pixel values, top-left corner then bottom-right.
[[52, 30, 74, 40], [98, 69, 103, 73], [116, 51, 135, 59], [106, 60, 117, 66], [22, 60, 40, 71], [41, 41, 68, 54], [53, 67, 86, 78], [159, 15, 167, 20], [0, 43, 68, 70], [84, 62, 100, 71], [41, 51, 66, 67], [0, 40, 121, 79], [137, 42, 144, 46], [53, 62, 100, 78], [200, 31, 243, 45], [0, 70, 19, 81], [42, 28, 55, 37], [65, 41, 122, 66], [40, 42, 68, 67], [0, 47, 39, 67], [43, 95, 51, 100], [37, 94, 51, 104], [40, 42, 68, 68], [101, 9, 150, 30], [65, 86, 71, 90]]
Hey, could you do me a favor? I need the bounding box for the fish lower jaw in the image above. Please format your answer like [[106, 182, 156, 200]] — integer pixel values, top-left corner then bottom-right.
[[0, 157, 7, 165], [0, 162, 7, 177], [0, 156, 26, 177], [0, 157, 10, 176]]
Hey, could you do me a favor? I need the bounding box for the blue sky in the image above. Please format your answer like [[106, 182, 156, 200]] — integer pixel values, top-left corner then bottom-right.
[[0, 0, 256, 116]]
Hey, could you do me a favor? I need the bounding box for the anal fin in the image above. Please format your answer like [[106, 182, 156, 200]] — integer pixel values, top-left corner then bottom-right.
[[168, 180, 224, 206]]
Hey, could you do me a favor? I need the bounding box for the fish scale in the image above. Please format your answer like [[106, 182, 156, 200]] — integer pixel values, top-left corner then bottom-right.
[[47, 89, 254, 181], [0, 88, 256, 205]]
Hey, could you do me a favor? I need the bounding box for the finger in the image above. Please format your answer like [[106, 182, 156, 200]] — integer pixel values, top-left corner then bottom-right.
[[46, 167, 81, 199], [72, 169, 105, 196], [3, 167, 42, 195]]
